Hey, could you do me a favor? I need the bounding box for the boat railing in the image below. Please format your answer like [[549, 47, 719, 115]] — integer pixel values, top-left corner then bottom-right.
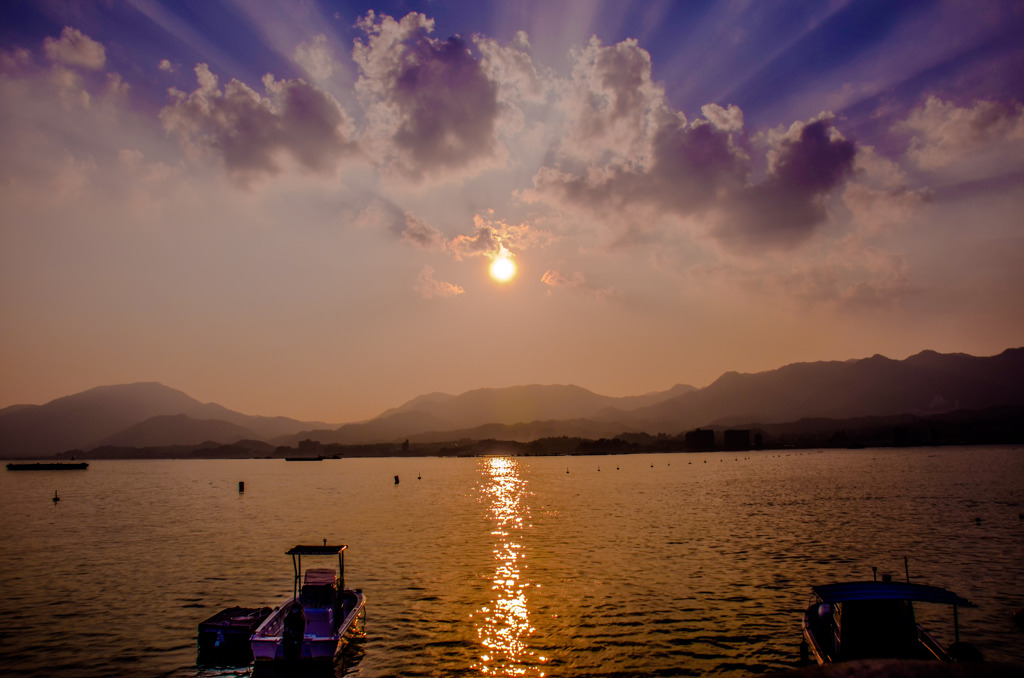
[[918, 626, 950, 661]]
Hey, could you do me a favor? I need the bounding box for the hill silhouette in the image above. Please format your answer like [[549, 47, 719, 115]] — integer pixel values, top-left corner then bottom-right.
[[1, 348, 1022, 457], [0, 382, 330, 457]]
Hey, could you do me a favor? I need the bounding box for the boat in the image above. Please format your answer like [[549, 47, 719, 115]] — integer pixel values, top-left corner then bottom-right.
[[250, 544, 366, 662], [7, 462, 88, 470], [196, 606, 271, 664], [801, 576, 983, 664]]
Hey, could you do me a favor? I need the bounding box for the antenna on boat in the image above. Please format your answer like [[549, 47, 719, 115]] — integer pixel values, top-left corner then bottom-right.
[[904, 556, 911, 583], [872, 566, 878, 581]]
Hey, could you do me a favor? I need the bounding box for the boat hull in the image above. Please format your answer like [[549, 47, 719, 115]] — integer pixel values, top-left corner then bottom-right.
[[197, 606, 271, 665], [7, 462, 88, 470], [251, 591, 366, 662]]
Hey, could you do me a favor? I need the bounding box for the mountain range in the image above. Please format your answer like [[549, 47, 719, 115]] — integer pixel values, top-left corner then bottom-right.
[[1, 348, 1022, 458]]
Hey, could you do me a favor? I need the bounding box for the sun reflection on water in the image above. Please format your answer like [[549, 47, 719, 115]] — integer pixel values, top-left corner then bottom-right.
[[473, 456, 546, 677]]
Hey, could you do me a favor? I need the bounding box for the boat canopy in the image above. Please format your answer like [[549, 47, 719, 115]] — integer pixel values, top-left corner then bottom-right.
[[812, 581, 976, 607], [287, 544, 347, 556]]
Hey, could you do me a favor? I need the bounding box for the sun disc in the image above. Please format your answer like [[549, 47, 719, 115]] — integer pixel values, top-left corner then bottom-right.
[[489, 255, 517, 283]]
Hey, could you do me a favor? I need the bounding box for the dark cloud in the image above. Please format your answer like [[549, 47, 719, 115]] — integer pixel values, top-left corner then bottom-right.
[[354, 12, 501, 180], [160, 65, 356, 184], [716, 119, 856, 250], [392, 36, 499, 169], [532, 115, 748, 230]]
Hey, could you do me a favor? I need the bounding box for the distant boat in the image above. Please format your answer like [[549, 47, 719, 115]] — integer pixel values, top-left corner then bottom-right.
[[250, 544, 366, 662], [801, 578, 982, 664], [7, 462, 88, 471]]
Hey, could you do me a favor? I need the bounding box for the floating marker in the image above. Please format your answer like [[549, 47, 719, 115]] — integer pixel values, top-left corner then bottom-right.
[[238, 481, 245, 493], [52, 490, 60, 504], [394, 475, 400, 485]]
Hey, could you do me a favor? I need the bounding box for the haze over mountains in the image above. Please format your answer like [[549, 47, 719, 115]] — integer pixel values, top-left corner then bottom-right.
[[2, 348, 1022, 458]]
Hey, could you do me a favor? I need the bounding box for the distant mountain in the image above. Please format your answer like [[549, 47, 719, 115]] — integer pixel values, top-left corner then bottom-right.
[[0, 382, 332, 458], [283, 348, 1024, 445], [96, 414, 261, 448], [282, 383, 696, 445], [3, 348, 1022, 457], [618, 348, 1024, 433]]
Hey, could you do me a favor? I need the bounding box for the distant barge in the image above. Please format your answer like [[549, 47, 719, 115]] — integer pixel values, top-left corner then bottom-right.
[[7, 462, 89, 471]]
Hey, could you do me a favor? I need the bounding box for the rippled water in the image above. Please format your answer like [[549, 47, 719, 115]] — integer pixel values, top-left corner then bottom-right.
[[2, 446, 1023, 677]]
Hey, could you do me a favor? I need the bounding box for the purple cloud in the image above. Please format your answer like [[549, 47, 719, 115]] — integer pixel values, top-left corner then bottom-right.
[[160, 65, 356, 184], [715, 118, 856, 250], [354, 12, 501, 180]]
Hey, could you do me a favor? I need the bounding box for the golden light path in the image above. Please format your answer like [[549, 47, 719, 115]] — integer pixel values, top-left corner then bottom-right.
[[473, 457, 546, 677]]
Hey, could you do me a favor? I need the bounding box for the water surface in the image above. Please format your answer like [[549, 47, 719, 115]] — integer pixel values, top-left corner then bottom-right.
[[2, 446, 1022, 677]]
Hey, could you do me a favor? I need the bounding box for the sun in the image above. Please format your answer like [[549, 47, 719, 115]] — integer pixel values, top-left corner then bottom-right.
[[489, 252, 517, 283]]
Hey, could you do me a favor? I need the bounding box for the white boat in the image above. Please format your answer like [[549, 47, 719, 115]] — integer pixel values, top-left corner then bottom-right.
[[801, 577, 982, 664], [250, 544, 366, 662]]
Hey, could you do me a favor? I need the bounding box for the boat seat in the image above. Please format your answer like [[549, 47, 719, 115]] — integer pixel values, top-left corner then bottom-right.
[[304, 568, 336, 586], [303, 607, 334, 636]]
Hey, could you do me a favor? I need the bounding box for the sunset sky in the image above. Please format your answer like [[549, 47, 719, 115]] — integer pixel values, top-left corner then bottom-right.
[[1, 1, 1022, 423]]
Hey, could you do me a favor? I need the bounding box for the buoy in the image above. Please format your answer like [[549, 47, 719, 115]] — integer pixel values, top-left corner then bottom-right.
[[394, 475, 400, 485], [566, 467, 569, 474], [52, 490, 60, 504], [238, 481, 244, 493], [418, 472, 421, 480]]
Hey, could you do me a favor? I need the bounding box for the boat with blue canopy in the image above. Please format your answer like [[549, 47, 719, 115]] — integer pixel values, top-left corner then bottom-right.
[[801, 577, 982, 664]]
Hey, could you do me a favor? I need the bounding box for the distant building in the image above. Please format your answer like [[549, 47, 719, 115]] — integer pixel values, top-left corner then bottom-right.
[[684, 428, 715, 451], [723, 429, 751, 451], [297, 439, 322, 452]]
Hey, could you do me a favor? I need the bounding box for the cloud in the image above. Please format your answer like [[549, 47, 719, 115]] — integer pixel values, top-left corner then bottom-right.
[[294, 34, 336, 82], [541, 269, 616, 300], [842, 145, 930, 234], [0, 47, 32, 73], [447, 212, 550, 262], [714, 117, 856, 251], [160, 64, 356, 185], [776, 244, 913, 311], [353, 11, 503, 181], [43, 27, 105, 70], [400, 211, 447, 250], [414, 265, 464, 299], [523, 37, 755, 249], [895, 95, 1024, 171], [555, 36, 666, 164], [701, 103, 744, 132]]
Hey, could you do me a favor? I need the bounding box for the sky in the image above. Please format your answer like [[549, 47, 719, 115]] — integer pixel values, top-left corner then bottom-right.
[[1, 0, 1023, 424]]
